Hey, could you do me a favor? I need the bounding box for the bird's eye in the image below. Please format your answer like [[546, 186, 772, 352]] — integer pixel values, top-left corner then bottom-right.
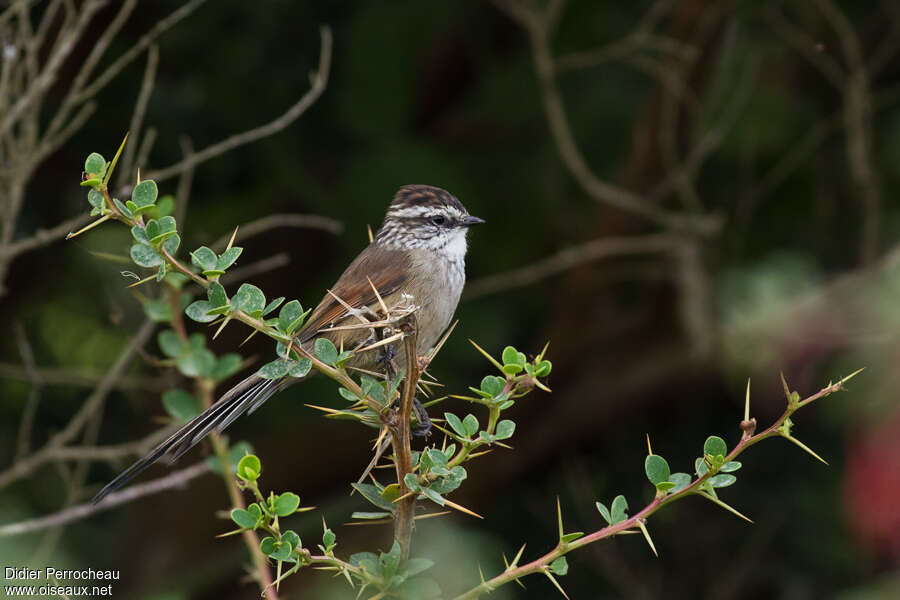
[[430, 215, 446, 226]]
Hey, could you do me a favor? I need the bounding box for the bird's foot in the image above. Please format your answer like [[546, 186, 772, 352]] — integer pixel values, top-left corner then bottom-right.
[[411, 397, 432, 438]]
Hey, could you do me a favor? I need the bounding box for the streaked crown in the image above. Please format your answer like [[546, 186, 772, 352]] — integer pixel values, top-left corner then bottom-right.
[[375, 185, 483, 250]]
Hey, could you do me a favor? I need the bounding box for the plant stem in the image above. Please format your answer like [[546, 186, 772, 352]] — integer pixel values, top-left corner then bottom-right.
[[452, 376, 853, 599], [202, 383, 279, 600], [389, 317, 419, 560]]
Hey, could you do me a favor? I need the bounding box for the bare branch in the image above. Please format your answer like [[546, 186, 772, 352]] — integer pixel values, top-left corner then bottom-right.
[[0, 462, 209, 537], [463, 233, 684, 300], [210, 213, 343, 252], [0, 320, 156, 490], [145, 26, 333, 183], [0, 212, 91, 259], [0, 0, 105, 137], [117, 43, 159, 189], [762, 5, 845, 89], [13, 322, 42, 459], [0, 361, 170, 391]]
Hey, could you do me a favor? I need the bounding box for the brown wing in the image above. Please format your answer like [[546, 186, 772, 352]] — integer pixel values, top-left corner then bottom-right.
[[297, 244, 410, 343]]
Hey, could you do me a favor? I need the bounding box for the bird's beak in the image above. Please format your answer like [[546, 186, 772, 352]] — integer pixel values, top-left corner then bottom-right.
[[461, 215, 486, 227]]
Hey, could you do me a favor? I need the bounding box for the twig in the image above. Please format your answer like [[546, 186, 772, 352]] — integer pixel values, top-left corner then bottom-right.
[[145, 26, 333, 184], [210, 213, 343, 252], [0, 213, 91, 259], [13, 322, 42, 459], [116, 43, 159, 189], [0, 462, 210, 537], [0, 320, 156, 490], [0, 362, 169, 391], [463, 233, 684, 300]]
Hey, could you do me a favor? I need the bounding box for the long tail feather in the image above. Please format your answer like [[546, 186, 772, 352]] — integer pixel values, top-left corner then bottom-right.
[[92, 374, 287, 503]]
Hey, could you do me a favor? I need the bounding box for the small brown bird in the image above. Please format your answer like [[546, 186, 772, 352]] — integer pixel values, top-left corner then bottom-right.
[[93, 185, 484, 502]]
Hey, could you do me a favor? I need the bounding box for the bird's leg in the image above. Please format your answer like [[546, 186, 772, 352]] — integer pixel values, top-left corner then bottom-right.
[[411, 398, 432, 437]]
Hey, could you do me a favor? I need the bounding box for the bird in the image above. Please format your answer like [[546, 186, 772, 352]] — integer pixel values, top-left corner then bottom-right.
[[92, 184, 484, 503]]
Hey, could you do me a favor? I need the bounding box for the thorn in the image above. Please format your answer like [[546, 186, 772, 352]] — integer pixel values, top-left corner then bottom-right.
[[239, 328, 258, 346], [226, 226, 238, 251], [636, 519, 658, 557], [136, 167, 141, 185], [512, 543, 526, 566], [838, 367, 866, 387], [304, 403, 341, 415], [478, 563, 485, 584], [556, 496, 564, 539], [427, 320, 458, 363], [536, 340, 550, 362], [66, 214, 112, 239], [367, 276, 389, 316], [544, 571, 569, 599], [646, 434, 653, 455], [782, 434, 829, 465], [126, 273, 157, 288], [104, 133, 129, 185], [780, 371, 791, 402], [534, 380, 552, 393], [356, 332, 404, 353], [212, 315, 232, 339], [698, 491, 754, 523], [744, 378, 751, 422], [367, 224, 374, 244], [469, 339, 503, 371], [442, 497, 484, 519]]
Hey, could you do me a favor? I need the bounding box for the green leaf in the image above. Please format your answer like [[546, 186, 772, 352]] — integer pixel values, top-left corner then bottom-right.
[[231, 508, 258, 529], [211, 354, 242, 381], [278, 299, 303, 333], [84, 152, 106, 174], [157, 329, 183, 358], [502, 363, 523, 375], [161, 233, 180, 255], [263, 297, 285, 316], [351, 483, 395, 512], [237, 454, 261, 481], [439, 413, 464, 439], [669, 472, 692, 494], [162, 389, 201, 424], [495, 419, 516, 440], [462, 414, 479, 437], [314, 338, 338, 366], [480, 375, 505, 397], [709, 474, 737, 488], [191, 246, 217, 271], [720, 461, 742, 473], [143, 299, 171, 322], [282, 530, 301, 551], [403, 473, 420, 492], [322, 528, 336, 549], [176, 345, 215, 378], [273, 492, 301, 516], [535, 360, 552, 377], [704, 436, 728, 459], [560, 532, 584, 543], [644, 454, 671, 485], [131, 180, 158, 208], [610, 495, 629, 524], [695, 457, 709, 477], [130, 244, 163, 267], [501, 346, 521, 366], [207, 441, 253, 475], [154, 194, 174, 217], [258, 359, 289, 380], [230, 283, 266, 316], [420, 486, 445, 506], [113, 198, 133, 218], [185, 300, 216, 323], [656, 481, 677, 492], [352, 511, 391, 520], [596, 501, 612, 525], [549, 556, 569, 576], [87, 189, 104, 210], [287, 358, 312, 378], [381, 542, 402, 579], [259, 536, 276, 556], [207, 281, 228, 307], [216, 246, 243, 271], [399, 558, 434, 579], [131, 225, 149, 245]]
